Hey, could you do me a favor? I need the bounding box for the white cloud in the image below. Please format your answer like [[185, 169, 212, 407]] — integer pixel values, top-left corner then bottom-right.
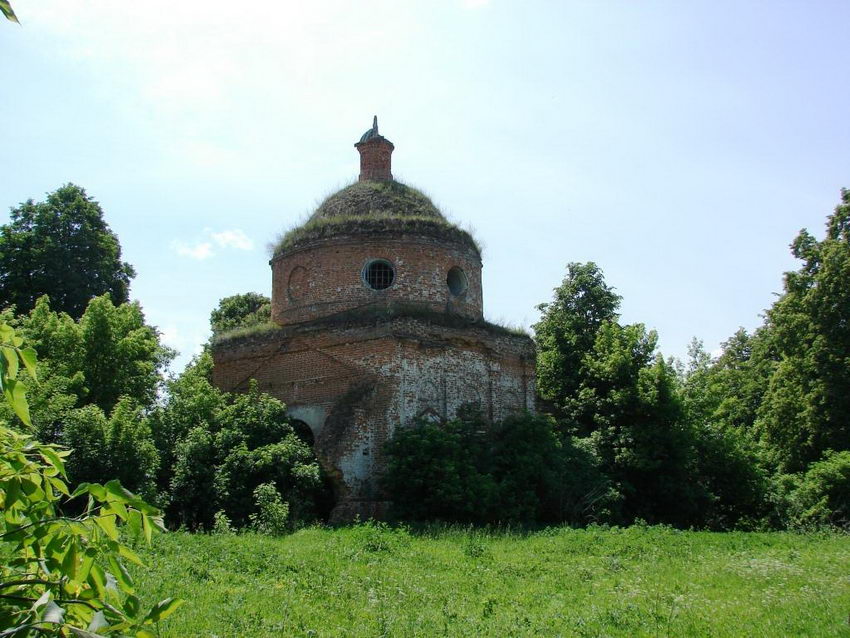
[[173, 241, 214, 260], [211, 229, 254, 251], [172, 228, 253, 259]]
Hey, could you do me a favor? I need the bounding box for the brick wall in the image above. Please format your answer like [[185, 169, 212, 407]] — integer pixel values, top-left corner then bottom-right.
[[270, 234, 483, 325], [212, 316, 535, 521]]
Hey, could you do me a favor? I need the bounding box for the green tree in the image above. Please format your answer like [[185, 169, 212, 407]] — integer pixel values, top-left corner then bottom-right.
[[0, 184, 135, 319], [20, 295, 172, 415], [580, 322, 701, 525], [680, 339, 772, 529], [147, 351, 226, 494], [383, 414, 497, 523], [382, 410, 615, 525], [63, 398, 160, 499], [534, 262, 621, 428], [209, 292, 271, 337], [756, 189, 850, 472], [784, 450, 850, 528]]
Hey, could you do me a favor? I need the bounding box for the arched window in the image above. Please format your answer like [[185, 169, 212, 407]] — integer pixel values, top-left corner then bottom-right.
[[290, 419, 315, 447], [447, 266, 468, 296]]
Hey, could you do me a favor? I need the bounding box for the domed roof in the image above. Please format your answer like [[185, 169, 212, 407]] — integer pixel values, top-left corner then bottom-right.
[[311, 180, 445, 222], [273, 180, 479, 258]]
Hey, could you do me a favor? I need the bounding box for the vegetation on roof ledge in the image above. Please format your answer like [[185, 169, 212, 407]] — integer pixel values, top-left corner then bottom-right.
[[212, 303, 530, 347]]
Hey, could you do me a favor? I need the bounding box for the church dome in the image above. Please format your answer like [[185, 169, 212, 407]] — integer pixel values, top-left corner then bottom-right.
[[274, 180, 479, 257], [312, 180, 444, 221]]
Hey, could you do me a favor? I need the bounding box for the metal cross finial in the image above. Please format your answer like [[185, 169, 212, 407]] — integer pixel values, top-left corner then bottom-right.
[[372, 115, 378, 135]]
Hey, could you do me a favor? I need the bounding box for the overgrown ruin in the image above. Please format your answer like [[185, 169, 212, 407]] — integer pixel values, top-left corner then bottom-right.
[[211, 118, 535, 521]]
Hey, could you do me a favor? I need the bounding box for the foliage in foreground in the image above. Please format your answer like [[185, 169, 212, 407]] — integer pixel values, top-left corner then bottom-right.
[[0, 321, 182, 636]]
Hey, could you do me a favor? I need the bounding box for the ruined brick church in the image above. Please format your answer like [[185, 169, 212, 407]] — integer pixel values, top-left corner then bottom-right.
[[212, 118, 535, 521]]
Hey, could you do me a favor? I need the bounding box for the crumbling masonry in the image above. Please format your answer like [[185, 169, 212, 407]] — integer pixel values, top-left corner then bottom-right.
[[212, 118, 535, 521]]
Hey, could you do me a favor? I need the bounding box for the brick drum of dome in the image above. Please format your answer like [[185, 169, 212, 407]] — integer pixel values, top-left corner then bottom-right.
[[212, 118, 536, 522]]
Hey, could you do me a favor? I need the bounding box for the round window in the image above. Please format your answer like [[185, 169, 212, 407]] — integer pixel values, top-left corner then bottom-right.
[[363, 259, 395, 290], [447, 266, 468, 296]]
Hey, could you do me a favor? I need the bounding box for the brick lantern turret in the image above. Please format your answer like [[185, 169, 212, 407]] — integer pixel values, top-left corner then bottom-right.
[[355, 116, 394, 182]]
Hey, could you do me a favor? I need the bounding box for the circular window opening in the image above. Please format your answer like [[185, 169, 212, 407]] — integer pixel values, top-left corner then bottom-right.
[[447, 267, 468, 296], [364, 259, 395, 290]]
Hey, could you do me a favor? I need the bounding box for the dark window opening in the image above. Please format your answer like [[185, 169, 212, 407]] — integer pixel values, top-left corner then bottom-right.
[[447, 266, 468, 296], [290, 419, 315, 447], [364, 260, 395, 290]]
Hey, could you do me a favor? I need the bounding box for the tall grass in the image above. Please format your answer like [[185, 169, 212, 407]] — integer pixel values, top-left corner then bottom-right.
[[132, 523, 849, 637]]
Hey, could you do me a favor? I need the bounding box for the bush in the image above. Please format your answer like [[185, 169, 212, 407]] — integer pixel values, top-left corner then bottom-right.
[[250, 483, 290, 535], [167, 382, 325, 530], [383, 410, 615, 526], [785, 450, 850, 528]]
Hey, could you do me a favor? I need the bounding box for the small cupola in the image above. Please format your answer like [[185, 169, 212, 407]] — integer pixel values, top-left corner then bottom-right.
[[355, 116, 394, 182]]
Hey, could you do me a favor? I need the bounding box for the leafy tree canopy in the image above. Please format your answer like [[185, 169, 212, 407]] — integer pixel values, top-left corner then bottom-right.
[[534, 262, 621, 422], [20, 295, 172, 416], [0, 184, 136, 319], [756, 189, 850, 471], [209, 292, 271, 336]]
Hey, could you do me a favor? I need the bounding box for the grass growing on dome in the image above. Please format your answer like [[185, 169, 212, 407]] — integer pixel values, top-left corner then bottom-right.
[[272, 180, 482, 257], [313, 180, 443, 220], [273, 214, 481, 256]]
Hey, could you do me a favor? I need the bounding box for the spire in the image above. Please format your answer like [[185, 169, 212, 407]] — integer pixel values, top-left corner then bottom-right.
[[355, 115, 394, 182]]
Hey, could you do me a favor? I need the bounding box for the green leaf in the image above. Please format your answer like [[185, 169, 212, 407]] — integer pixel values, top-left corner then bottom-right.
[[48, 476, 70, 496], [4, 378, 31, 427], [62, 539, 79, 582], [79, 547, 97, 582], [19, 347, 37, 381], [127, 509, 142, 538], [105, 479, 135, 503], [2, 346, 19, 379], [118, 544, 145, 567], [39, 446, 67, 478], [70, 628, 108, 638], [4, 477, 21, 509], [107, 555, 134, 593], [135, 630, 157, 638], [124, 594, 141, 618], [95, 514, 119, 541], [87, 483, 107, 501], [143, 597, 184, 624], [88, 563, 107, 598], [104, 499, 129, 522], [142, 511, 153, 545], [70, 482, 91, 498]]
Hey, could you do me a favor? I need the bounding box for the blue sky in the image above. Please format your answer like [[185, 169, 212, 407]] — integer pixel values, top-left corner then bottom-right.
[[2, 1, 849, 371]]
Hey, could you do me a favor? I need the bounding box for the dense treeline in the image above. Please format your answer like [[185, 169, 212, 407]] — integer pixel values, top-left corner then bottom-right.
[[384, 190, 850, 530], [0, 185, 328, 533], [1, 184, 848, 532]]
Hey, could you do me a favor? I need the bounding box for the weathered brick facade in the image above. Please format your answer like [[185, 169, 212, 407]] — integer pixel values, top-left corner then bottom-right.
[[212, 119, 535, 521]]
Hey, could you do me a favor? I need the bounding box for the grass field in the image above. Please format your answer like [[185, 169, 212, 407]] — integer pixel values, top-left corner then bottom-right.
[[132, 524, 849, 637]]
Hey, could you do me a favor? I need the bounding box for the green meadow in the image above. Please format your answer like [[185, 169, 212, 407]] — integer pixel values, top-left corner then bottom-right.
[[132, 524, 850, 637]]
